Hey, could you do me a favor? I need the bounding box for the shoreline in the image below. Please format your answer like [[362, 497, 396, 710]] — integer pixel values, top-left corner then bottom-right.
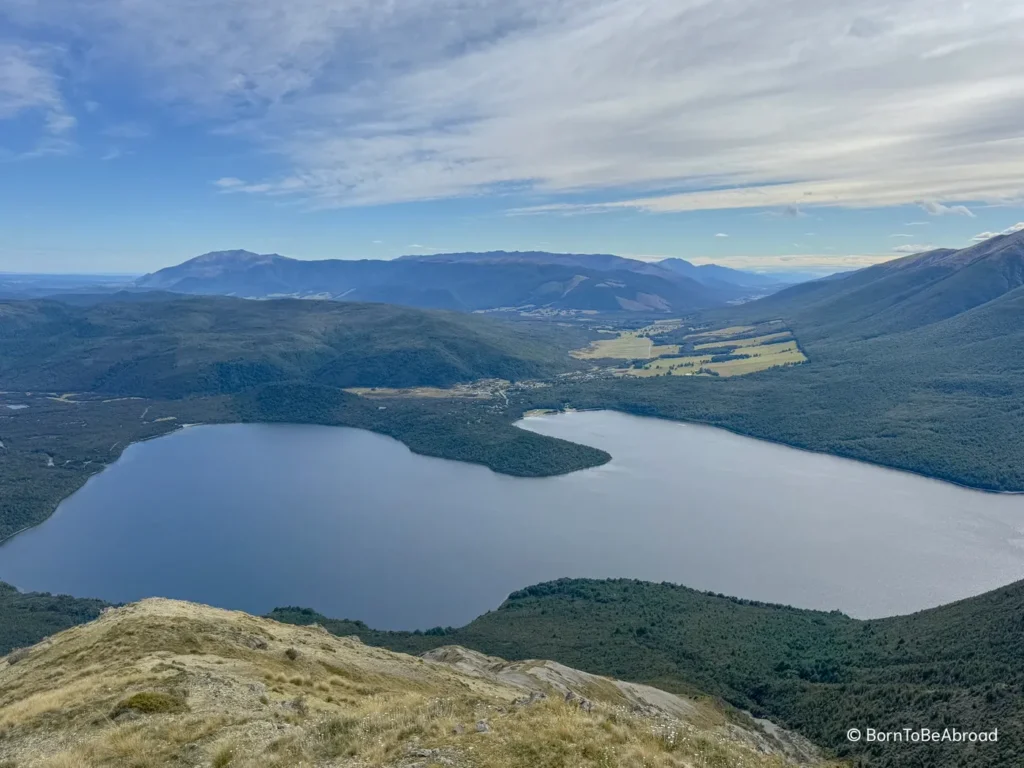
[[4, 401, 1022, 553], [521, 407, 1024, 497]]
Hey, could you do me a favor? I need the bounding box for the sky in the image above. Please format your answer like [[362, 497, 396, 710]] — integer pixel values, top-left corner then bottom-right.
[[1, 0, 1023, 275]]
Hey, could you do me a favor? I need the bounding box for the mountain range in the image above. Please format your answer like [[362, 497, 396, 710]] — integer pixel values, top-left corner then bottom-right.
[[133, 249, 795, 313], [744, 228, 1024, 340]]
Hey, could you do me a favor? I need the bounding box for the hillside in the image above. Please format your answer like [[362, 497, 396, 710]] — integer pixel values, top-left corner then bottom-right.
[[514, 230, 1024, 492], [271, 577, 1024, 768], [657, 258, 789, 290], [6, 575, 1019, 767], [0, 597, 832, 768], [741, 229, 1024, 340], [0, 295, 589, 398], [133, 249, 764, 312]]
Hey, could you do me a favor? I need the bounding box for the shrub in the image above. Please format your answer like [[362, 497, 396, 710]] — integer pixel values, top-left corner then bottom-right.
[[5, 648, 30, 665], [110, 691, 187, 718]]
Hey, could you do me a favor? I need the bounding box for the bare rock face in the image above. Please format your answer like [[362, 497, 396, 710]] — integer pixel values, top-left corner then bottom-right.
[[0, 599, 835, 767]]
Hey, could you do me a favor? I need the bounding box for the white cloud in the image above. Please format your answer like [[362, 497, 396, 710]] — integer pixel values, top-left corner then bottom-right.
[[5, 0, 1024, 209], [0, 42, 76, 157], [971, 222, 1024, 241], [714, 233, 728, 238], [904, 221, 930, 226], [103, 121, 151, 139], [889, 233, 912, 238], [918, 200, 975, 217], [214, 177, 245, 188], [892, 243, 935, 253]]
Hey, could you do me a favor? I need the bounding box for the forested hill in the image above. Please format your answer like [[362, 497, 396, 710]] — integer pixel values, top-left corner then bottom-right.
[[735, 229, 1024, 341], [531, 230, 1024, 492], [0, 295, 589, 397], [271, 577, 1024, 768]]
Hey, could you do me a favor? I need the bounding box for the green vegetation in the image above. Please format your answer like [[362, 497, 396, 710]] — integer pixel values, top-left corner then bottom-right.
[[616, 322, 807, 378], [2, 597, 821, 768], [111, 691, 189, 717], [0, 580, 108, 655], [271, 577, 1024, 768], [570, 320, 683, 360], [6, 571, 1024, 766], [0, 384, 609, 540], [0, 295, 609, 539], [0, 295, 591, 397]]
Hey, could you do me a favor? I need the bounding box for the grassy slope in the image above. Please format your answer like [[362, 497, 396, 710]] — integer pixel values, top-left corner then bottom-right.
[[5, 573, 1023, 767], [271, 578, 1024, 768], [0, 597, 831, 768]]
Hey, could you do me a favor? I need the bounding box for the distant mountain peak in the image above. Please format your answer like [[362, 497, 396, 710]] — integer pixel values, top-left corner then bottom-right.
[[188, 249, 289, 265]]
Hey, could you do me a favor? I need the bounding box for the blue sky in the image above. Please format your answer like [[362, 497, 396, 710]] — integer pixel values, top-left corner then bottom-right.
[[2, 0, 1023, 275]]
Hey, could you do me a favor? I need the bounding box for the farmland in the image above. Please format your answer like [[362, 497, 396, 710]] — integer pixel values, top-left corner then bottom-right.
[[616, 322, 807, 378], [569, 319, 684, 360]]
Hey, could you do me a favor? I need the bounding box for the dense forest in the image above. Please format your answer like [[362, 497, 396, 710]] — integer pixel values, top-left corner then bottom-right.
[[0, 581, 108, 655], [0, 295, 592, 397]]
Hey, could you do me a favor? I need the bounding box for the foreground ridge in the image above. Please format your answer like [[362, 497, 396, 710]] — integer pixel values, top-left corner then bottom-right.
[[0, 598, 831, 767]]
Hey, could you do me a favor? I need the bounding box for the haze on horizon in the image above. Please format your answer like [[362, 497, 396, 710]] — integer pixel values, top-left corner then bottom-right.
[[1, 0, 1023, 273]]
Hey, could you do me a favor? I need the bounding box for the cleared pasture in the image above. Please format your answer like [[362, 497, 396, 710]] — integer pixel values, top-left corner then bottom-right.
[[695, 332, 792, 350]]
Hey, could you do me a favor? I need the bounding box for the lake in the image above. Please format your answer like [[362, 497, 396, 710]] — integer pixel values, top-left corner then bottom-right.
[[2, 411, 1024, 630]]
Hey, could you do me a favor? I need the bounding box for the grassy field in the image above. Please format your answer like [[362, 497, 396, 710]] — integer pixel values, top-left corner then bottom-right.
[[344, 379, 508, 400], [618, 323, 806, 378], [619, 355, 711, 377], [686, 324, 757, 340], [571, 332, 658, 359], [571, 319, 687, 360], [706, 341, 806, 377], [571, 331, 679, 360], [694, 331, 792, 350]]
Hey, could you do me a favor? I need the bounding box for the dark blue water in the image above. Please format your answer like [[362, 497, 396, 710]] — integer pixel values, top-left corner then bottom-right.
[[2, 412, 1024, 629]]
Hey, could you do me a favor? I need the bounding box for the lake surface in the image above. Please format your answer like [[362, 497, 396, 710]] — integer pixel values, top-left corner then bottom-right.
[[2, 411, 1024, 629]]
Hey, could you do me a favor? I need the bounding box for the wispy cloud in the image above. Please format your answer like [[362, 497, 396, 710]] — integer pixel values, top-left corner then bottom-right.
[[918, 200, 975, 217], [4, 0, 1024, 210], [103, 121, 151, 139], [0, 42, 76, 158], [889, 233, 912, 238], [972, 222, 1024, 241], [892, 243, 935, 253], [688, 252, 899, 272], [714, 233, 729, 238]]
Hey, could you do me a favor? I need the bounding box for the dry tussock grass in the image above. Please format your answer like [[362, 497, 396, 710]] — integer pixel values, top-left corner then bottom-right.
[[1, 599, 835, 768]]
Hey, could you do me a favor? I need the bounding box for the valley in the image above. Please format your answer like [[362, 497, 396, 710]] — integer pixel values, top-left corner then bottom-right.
[[3, 232, 1024, 767]]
